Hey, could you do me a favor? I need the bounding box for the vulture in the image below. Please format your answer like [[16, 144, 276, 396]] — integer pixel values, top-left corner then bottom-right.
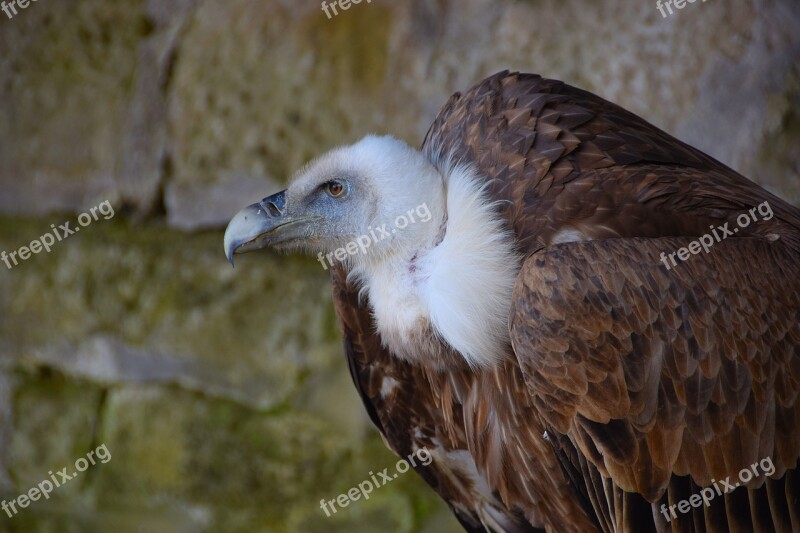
[[223, 71, 800, 532]]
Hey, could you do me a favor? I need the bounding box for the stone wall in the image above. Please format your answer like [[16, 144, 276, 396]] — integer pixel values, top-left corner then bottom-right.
[[0, 0, 798, 531]]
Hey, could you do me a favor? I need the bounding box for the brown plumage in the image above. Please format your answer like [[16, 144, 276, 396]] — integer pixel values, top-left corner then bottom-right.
[[331, 71, 800, 532]]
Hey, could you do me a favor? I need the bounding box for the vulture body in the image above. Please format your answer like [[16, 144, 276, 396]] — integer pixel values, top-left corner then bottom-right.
[[224, 71, 800, 532]]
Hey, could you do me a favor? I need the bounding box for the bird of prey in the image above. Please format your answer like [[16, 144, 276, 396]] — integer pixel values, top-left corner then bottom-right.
[[224, 71, 800, 532]]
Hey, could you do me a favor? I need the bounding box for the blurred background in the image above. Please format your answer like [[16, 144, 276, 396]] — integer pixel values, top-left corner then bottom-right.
[[0, 0, 798, 531]]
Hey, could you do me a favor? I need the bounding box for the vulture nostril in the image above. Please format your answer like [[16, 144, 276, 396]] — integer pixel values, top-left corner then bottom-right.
[[265, 202, 282, 217], [261, 191, 286, 217]]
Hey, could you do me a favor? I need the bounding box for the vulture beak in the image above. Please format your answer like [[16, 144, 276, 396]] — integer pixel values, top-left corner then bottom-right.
[[224, 189, 313, 266]]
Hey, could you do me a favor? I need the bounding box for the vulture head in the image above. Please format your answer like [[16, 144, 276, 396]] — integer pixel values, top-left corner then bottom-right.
[[224, 135, 446, 269], [224, 134, 520, 369]]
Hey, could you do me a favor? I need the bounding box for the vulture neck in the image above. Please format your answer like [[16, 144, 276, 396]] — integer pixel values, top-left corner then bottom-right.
[[351, 155, 521, 370]]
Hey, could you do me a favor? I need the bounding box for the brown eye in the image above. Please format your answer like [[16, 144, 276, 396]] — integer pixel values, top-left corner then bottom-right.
[[326, 180, 346, 197]]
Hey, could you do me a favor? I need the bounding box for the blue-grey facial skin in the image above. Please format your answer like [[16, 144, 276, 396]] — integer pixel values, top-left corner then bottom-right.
[[277, 172, 377, 254], [225, 170, 380, 264]]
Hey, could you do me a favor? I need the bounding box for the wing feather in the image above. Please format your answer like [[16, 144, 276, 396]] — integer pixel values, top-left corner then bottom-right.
[[509, 236, 800, 531]]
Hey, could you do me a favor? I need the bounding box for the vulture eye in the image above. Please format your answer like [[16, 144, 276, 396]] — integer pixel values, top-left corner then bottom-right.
[[325, 180, 346, 198]]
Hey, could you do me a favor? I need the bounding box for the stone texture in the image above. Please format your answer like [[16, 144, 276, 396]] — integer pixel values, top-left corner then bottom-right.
[[0, 219, 346, 412], [118, 0, 198, 217], [163, 0, 398, 230], [165, 171, 281, 231], [1, 0, 797, 225], [0, 0, 148, 216], [1, 0, 799, 531], [0, 219, 455, 531]]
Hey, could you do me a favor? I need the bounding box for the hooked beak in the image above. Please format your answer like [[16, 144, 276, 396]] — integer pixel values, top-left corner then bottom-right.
[[224, 190, 316, 266]]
